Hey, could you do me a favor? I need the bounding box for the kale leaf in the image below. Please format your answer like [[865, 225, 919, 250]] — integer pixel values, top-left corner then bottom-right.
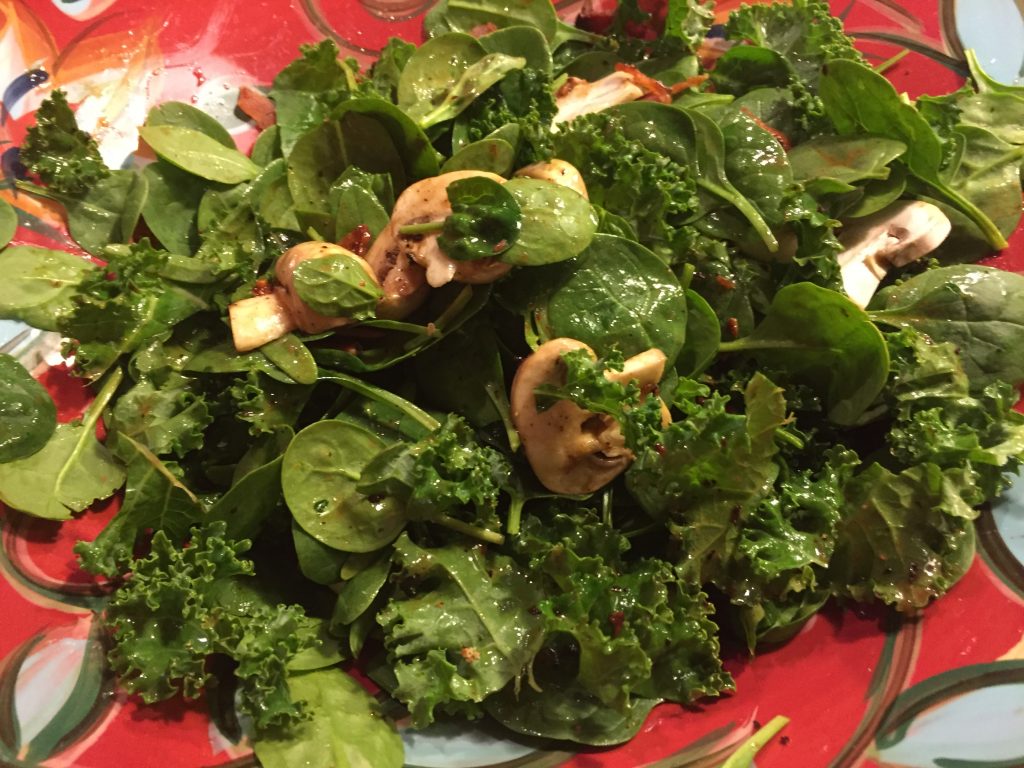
[[20, 89, 110, 194], [102, 522, 318, 732]]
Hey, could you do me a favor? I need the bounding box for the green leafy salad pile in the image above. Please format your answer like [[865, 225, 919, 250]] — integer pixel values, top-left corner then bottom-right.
[[2, 0, 1024, 762]]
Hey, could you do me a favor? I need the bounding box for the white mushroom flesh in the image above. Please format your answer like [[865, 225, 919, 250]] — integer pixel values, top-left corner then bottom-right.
[[367, 170, 513, 290], [837, 200, 952, 309], [510, 338, 669, 495], [514, 159, 589, 200], [553, 72, 644, 126], [228, 290, 297, 352]]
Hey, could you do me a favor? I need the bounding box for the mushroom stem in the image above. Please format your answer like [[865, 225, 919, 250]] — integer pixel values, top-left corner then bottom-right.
[[837, 200, 952, 308], [228, 290, 298, 352]]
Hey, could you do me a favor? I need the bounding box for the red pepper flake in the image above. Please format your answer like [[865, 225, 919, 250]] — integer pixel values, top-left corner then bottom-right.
[[780, 735, 791, 746], [460, 646, 481, 663], [339, 224, 372, 257], [252, 278, 273, 296], [640, 382, 659, 396], [739, 107, 792, 151], [715, 275, 736, 291], [726, 317, 740, 338], [654, 443, 667, 457], [608, 610, 625, 637]]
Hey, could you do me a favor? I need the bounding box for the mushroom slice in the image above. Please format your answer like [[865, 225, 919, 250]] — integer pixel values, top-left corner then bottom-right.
[[514, 159, 589, 199], [228, 241, 380, 352], [370, 170, 514, 290], [553, 72, 644, 125], [364, 246, 430, 320], [837, 200, 952, 308], [510, 338, 669, 495]]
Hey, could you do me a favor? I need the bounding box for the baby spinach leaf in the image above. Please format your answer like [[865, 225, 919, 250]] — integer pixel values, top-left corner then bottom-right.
[[261, 334, 319, 386], [142, 161, 205, 254], [0, 245, 94, 331], [676, 288, 720, 377], [425, 0, 557, 44], [0, 198, 16, 249], [76, 433, 203, 576], [207, 431, 291, 541], [720, 282, 889, 425], [479, 25, 553, 75], [819, 59, 1007, 250], [329, 167, 393, 239], [399, 34, 526, 128], [871, 265, 1024, 387], [499, 178, 597, 266], [539, 234, 687, 363], [788, 135, 907, 193], [436, 176, 521, 260], [0, 369, 125, 521], [441, 137, 516, 176], [331, 550, 391, 628], [140, 124, 261, 184], [0, 354, 56, 463], [292, 251, 383, 317], [252, 667, 403, 768], [146, 101, 234, 147], [292, 520, 347, 585], [282, 417, 406, 552]]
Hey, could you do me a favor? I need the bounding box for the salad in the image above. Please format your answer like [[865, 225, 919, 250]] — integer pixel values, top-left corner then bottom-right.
[[1, 0, 1023, 764]]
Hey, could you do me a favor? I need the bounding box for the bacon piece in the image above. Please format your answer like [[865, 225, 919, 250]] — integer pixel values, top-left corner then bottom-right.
[[237, 85, 276, 130]]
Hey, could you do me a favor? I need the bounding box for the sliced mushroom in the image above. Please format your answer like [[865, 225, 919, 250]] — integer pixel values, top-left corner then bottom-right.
[[367, 170, 514, 291], [364, 247, 430, 320], [510, 338, 669, 495], [228, 241, 380, 352], [553, 72, 644, 126], [514, 159, 589, 200], [837, 200, 952, 308]]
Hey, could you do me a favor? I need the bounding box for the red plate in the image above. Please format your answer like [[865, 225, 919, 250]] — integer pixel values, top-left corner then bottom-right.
[[1, 2, 1023, 766]]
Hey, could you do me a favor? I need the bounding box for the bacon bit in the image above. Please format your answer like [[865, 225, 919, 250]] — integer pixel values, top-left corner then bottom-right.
[[654, 443, 667, 456], [492, 239, 508, 253], [237, 85, 276, 131], [668, 74, 709, 96], [557, 76, 586, 99], [251, 278, 273, 296], [726, 317, 740, 338], [714, 275, 737, 291], [469, 22, 498, 37], [461, 646, 481, 663], [740, 107, 791, 151], [339, 224, 372, 256], [615, 63, 672, 104], [608, 611, 625, 637]]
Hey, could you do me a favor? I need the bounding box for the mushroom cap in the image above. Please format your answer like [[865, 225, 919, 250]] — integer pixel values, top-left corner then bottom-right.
[[274, 241, 379, 334], [514, 159, 589, 200], [368, 170, 514, 291], [510, 338, 668, 495]]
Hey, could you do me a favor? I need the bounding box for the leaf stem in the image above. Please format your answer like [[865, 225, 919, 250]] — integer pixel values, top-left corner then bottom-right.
[[398, 221, 445, 236], [435, 514, 506, 545], [697, 179, 779, 253], [720, 715, 790, 768]]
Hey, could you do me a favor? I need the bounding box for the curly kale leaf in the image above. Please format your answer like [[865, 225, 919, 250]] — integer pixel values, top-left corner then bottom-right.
[[487, 508, 731, 745], [459, 67, 556, 166], [59, 240, 206, 380], [357, 414, 512, 532], [20, 89, 110, 194], [102, 522, 318, 732], [724, 0, 862, 90], [229, 370, 311, 436], [377, 533, 544, 727], [107, 376, 212, 458], [552, 111, 698, 261]]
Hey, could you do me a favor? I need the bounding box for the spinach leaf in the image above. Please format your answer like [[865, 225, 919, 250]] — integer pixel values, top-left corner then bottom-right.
[[499, 177, 597, 266], [145, 101, 234, 147], [378, 533, 544, 726], [676, 288, 720, 377], [141, 162, 205, 254], [261, 334, 319, 385], [479, 25, 553, 75], [425, 0, 558, 44], [0, 370, 124, 520], [436, 176, 521, 260], [870, 265, 1024, 387], [331, 550, 391, 627], [282, 417, 406, 552], [76, 433, 203, 576], [441, 137, 516, 176], [140, 125, 261, 184], [0, 245, 94, 331], [819, 59, 1008, 250], [292, 251, 383, 317], [720, 282, 889, 425], [252, 667, 403, 768], [398, 33, 526, 128], [0, 198, 16, 248], [788, 135, 907, 194], [207, 430, 291, 541], [537, 234, 688, 363], [329, 167, 392, 239], [292, 520, 347, 585], [0, 354, 56, 463]]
